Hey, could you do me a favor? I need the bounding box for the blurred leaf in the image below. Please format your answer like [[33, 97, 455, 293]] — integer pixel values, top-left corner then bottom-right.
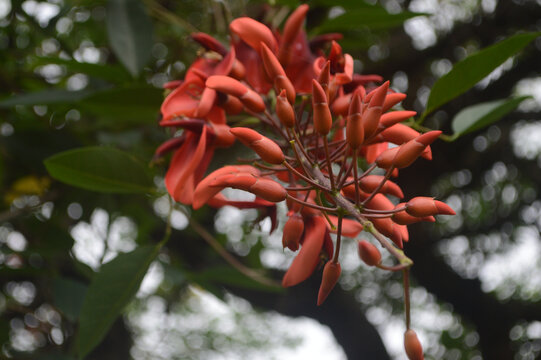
[[44, 147, 153, 194], [37, 354, 77, 360], [314, 8, 424, 33], [0, 89, 95, 108], [107, 0, 153, 77], [194, 266, 283, 293], [53, 278, 87, 322], [78, 85, 162, 123], [78, 244, 161, 358], [451, 96, 530, 138], [32, 57, 132, 83], [424, 32, 540, 117]]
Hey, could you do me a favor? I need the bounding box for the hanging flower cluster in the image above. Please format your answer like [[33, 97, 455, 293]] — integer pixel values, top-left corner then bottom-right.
[[156, 5, 454, 359]]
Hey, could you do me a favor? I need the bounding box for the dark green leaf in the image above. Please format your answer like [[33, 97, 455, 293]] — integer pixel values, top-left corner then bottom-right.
[[44, 147, 153, 194], [78, 85, 162, 123], [0, 89, 95, 108], [53, 278, 87, 322], [451, 96, 530, 138], [78, 245, 161, 358], [314, 8, 424, 33], [193, 266, 283, 293], [107, 0, 154, 77], [32, 57, 131, 83], [424, 32, 540, 117]]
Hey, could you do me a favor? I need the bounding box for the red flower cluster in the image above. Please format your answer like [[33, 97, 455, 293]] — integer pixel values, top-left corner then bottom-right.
[[156, 5, 454, 359]]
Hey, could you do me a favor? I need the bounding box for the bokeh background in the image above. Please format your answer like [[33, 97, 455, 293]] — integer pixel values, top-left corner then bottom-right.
[[1, 0, 541, 359]]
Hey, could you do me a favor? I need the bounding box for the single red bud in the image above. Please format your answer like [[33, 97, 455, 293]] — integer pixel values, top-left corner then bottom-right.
[[346, 92, 364, 149], [375, 146, 399, 169], [229, 17, 277, 52], [375, 124, 431, 160], [368, 81, 389, 108], [358, 240, 381, 266], [406, 197, 456, 217], [362, 106, 382, 139], [206, 75, 265, 113], [317, 61, 331, 98], [276, 90, 296, 128], [358, 175, 404, 198], [278, 4, 309, 65], [379, 111, 417, 128], [230, 127, 285, 164], [317, 261, 341, 306], [211, 174, 287, 203], [404, 329, 424, 360], [193, 165, 261, 209], [382, 92, 407, 113], [312, 79, 333, 135], [282, 212, 304, 251], [260, 43, 296, 103], [392, 131, 441, 169]]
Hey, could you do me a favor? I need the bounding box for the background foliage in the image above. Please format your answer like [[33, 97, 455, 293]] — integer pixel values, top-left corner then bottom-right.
[[1, 0, 541, 359]]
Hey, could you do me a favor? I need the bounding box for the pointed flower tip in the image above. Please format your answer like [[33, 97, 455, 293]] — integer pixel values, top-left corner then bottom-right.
[[317, 261, 341, 306], [404, 329, 424, 360], [358, 240, 381, 266], [417, 130, 442, 146], [230, 127, 285, 164], [435, 200, 456, 215]]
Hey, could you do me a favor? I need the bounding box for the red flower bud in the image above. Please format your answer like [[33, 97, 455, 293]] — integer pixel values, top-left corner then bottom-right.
[[260, 43, 296, 103], [404, 329, 424, 360], [406, 197, 455, 217], [282, 212, 304, 251], [362, 106, 383, 139], [206, 75, 265, 113], [278, 4, 309, 65], [379, 111, 417, 128], [346, 92, 364, 149], [211, 173, 286, 203], [382, 92, 407, 113], [276, 90, 296, 128], [375, 146, 399, 169], [317, 261, 341, 306], [229, 17, 277, 52], [392, 131, 441, 168], [230, 127, 285, 164], [358, 240, 381, 266], [193, 165, 261, 209], [312, 79, 332, 135], [358, 175, 404, 198]]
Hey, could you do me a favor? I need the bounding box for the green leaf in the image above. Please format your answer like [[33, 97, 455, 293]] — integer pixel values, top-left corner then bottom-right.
[[314, 8, 424, 33], [78, 245, 161, 358], [0, 89, 95, 108], [32, 57, 131, 83], [424, 32, 540, 117], [78, 85, 162, 123], [107, 0, 154, 77], [193, 266, 282, 293], [451, 96, 530, 138], [53, 278, 87, 322], [44, 147, 153, 194]]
